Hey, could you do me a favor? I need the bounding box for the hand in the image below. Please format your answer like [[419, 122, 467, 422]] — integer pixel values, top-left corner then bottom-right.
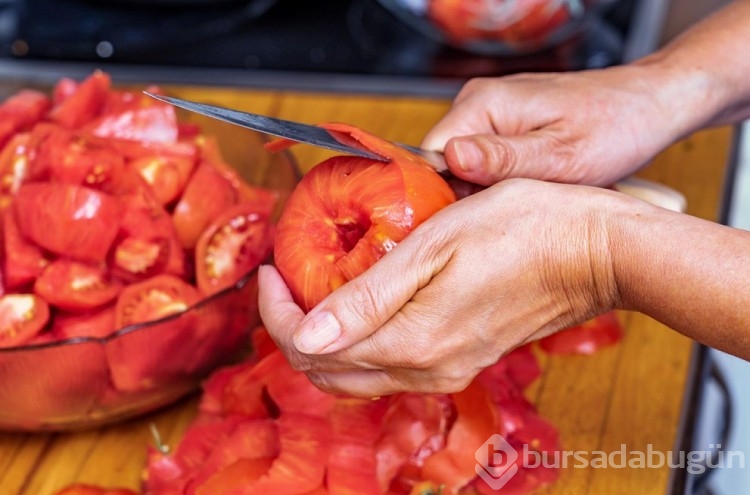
[[259, 179, 627, 397], [421, 64, 706, 187]]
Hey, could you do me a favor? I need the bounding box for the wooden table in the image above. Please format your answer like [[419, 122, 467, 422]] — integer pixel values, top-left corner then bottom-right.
[[0, 85, 735, 495]]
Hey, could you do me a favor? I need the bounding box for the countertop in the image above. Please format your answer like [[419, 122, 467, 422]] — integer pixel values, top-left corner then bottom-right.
[[0, 84, 735, 495]]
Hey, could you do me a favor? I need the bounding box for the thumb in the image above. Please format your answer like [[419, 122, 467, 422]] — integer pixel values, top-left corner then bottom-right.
[[291, 238, 437, 355], [445, 134, 564, 185]]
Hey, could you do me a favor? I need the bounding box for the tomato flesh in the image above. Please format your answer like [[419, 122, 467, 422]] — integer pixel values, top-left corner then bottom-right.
[[195, 201, 274, 296], [14, 182, 123, 263], [274, 123, 455, 312], [2, 209, 48, 289], [0, 293, 50, 348], [34, 259, 123, 312]]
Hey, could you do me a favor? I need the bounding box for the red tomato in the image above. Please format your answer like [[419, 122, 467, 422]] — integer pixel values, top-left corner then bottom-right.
[[0, 89, 51, 149], [52, 77, 78, 105], [51, 305, 116, 340], [48, 70, 110, 129], [85, 87, 179, 144], [2, 209, 48, 289], [172, 162, 238, 250], [0, 293, 50, 348], [14, 182, 123, 262], [273, 123, 455, 312], [538, 311, 623, 355], [0, 132, 32, 208], [32, 125, 126, 188], [200, 136, 280, 205], [129, 153, 195, 205], [34, 259, 123, 312], [52, 484, 138, 495], [114, 274, 199, 329], [195, 201, 275, 296], [108, 274, 202, 391], [421, 381, 499, 492]]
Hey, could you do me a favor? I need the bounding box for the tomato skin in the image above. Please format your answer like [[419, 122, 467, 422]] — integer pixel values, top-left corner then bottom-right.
[[114, 274, 200, 329], [2, 209, 48, 289], [172, 162, 238, 250], [129, 153, 195, 206], [0, 89, 51, 149], [275, 148, 455, 312], [539, 311, 623, 355], [34, 259, 123, 312], [195, 201, 275, 296], [85, 87, 179, 144], [14, 182, 123, 263], [51, 305, 116, 340], [0, 133, 32, 208], [33, 126, 126, 189], [48, 70, 111, 129], [0, 293, 50, 348]]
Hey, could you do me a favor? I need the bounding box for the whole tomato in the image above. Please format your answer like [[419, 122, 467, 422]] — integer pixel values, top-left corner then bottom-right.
[[273, 123, 456, 312]]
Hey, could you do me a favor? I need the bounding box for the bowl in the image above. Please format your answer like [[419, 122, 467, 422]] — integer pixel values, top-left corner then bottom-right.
[[0, 105, 301, 432], [378, 0, 618, 56]]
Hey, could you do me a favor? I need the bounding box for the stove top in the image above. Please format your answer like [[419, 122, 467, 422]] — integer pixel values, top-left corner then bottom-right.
[[0, 0, 646, 96]]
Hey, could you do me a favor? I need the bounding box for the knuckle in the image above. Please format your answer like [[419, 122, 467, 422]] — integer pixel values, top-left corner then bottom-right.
[[339, 280, 389, 329]]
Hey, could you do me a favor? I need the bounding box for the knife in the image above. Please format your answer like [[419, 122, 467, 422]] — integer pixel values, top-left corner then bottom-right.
[[145, 92, 450, 174], [146, 93, 688, 213]]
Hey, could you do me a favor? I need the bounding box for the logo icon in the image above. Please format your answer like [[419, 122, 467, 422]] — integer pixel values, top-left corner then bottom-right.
[[475, 434, 519, 490]]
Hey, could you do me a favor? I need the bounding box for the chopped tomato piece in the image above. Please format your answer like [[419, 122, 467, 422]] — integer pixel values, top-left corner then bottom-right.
[[129, 153, 195, 205], [34, 259, 123, 312], [0, 89, 51, 148], [195, 201, 275, 295], [0, 293, 50, 348], [539, 311, 623, 355], [2, 209, 48, 289], [14, 182, 123, 262], [51, 305, 116, 340], [85, 87, 179, 144], [48, 70, 110, 129], [0, 133, 32, 208], [172, 162, 238, 249]]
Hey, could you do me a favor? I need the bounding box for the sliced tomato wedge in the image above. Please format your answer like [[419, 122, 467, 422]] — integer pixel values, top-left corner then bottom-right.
[[85, 86, 179, 144], [48, 70, 110, 129], [538, 311, 623, 355], [129, 153, 195, 206], [51, 305, 116, 340], [0, 293, 50, 348], [14, 182, 123, 262], [108, 274, 203, 391], [172, 162, 238, 250], [0, 89, 51, 148], [52, 77, 78, 105], [2, 209, 48, 289], [32, 125, 126, 188], [0, 132, 32, 208], [421, 381, 500, 493], [34, 259, 123, 312], [195, 201, 274, 296], [114, 274, 199, 329]]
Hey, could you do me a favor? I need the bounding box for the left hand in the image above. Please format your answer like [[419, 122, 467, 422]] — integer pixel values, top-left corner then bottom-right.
[[258, 178, 625, 397]]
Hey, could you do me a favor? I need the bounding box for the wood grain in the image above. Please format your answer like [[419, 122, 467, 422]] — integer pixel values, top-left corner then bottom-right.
[[0, 85, 734, 495]]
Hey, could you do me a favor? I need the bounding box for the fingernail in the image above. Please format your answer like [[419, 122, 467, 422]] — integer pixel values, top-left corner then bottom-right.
[[293, 311, 342, 354], [452, 140, 481, 171]]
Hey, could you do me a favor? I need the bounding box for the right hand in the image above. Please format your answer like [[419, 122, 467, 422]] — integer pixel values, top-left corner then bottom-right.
[[421, 64, 704, 187]]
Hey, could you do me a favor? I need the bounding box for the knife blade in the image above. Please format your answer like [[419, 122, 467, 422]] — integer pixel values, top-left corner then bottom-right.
[[145, 93, 450, 174]]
